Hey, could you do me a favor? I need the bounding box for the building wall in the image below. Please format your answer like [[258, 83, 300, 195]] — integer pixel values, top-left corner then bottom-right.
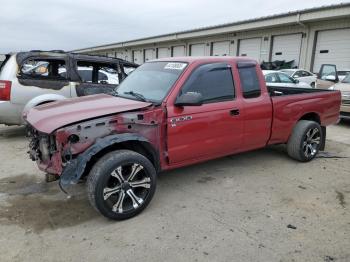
[[84, 18, 350, 72]]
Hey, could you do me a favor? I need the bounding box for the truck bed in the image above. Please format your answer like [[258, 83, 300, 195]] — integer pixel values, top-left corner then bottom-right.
[[267, 86, 341, 145], [268, 86, 333, 97]]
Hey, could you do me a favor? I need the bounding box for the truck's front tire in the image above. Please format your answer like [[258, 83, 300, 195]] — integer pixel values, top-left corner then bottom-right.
[[287, 120, 322, 162], [87, 150, 157, 220]]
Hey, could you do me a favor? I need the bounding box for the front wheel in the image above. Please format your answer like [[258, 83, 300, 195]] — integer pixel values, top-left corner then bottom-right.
[[87, 150, 157, 220], [287, 120, 322, 162]]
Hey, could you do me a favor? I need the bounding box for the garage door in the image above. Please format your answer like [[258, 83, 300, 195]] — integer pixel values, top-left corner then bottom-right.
[[238, 38, 262, 61], [133, 50, 143, 64], [272, 34, 302, 67], [172, 46, 186, 57], [157, 47, 169, 58], [212, 41, 230, 56], [116, 52, 123, 59], [144, 49, 156, 62], [190, 44, 205, 56], [313, 28, 350, 73]]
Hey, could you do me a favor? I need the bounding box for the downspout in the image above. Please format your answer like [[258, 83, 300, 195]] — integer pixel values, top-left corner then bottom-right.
[[296, 13, 306, 27]]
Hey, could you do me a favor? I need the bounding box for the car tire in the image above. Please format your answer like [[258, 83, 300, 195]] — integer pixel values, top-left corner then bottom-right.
[[87, 150, 157, 220], [287, 120, 322, 162]]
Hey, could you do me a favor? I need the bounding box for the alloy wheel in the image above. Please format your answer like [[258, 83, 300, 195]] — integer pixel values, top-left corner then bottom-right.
[[103, 163, 151, 214]]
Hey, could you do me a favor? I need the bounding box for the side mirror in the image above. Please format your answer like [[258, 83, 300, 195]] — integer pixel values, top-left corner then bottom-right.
[[175, 92, 203, 107], [325, 75, 336, 82], [294, 79, 299, 84]]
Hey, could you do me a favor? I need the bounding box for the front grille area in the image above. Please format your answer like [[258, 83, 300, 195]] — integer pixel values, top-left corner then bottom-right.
[[26, 125, 56, 161], [342, 99, 350, 106]]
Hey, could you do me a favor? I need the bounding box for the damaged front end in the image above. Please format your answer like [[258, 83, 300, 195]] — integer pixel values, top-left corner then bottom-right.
[[26, 108, 162, 195], [27, 125, 62, 178]]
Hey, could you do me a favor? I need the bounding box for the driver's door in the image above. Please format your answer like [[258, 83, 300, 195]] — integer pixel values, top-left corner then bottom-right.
[[316, 64, 338, 89], [166, 63, 244, 164]]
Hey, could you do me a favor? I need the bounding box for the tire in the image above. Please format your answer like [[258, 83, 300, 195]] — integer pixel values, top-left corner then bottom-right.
[[87, 150, 157, 220], [287, 120, 322, 162]]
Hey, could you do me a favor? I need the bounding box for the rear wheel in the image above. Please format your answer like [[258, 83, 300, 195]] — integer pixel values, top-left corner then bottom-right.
[[287, 120, 322, 162], [87, 150, 157, 220]]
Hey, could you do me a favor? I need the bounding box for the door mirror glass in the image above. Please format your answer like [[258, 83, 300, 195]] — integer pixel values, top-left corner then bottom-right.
[[175, 92, 203, 106]]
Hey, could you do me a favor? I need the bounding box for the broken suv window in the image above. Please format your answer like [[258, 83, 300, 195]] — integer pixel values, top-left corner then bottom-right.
[[76, 61, 119, 85], [20, 59, 67, 80]]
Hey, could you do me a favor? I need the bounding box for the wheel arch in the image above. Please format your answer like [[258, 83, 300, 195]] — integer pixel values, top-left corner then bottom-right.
[[59, 133, 160, 193], [298, 112, 321, 124], [292, 113, 326, 151]]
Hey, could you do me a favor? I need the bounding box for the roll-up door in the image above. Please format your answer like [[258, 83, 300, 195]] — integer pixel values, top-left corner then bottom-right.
[[313, 28, 350, 73], [172, 46, 186, 57], [157, 47, 169, 58], [133, 50, 143, 64], [238, 38, 262, 62], [144, 49, 156, 62], [190, 44, 205, 56], [271, 34, 302, 67], [212, 41, 230, 56]]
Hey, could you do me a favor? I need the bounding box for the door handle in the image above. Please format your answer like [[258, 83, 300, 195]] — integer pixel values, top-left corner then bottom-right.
[[230, 109, 240, 116]]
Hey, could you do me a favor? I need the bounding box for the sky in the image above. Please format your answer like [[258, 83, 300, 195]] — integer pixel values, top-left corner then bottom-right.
[[0, 0, 347, 53]]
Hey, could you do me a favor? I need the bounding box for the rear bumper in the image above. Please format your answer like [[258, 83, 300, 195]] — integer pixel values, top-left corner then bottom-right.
[[0, 101, 23, 125]]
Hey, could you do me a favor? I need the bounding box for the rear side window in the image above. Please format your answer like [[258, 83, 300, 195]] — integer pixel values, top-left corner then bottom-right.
[[77, 61, 119, 84], [265, 73, 279, 83], [20, 59, 67, 80], [238, 65, 261, 98], [180, 63, 235, 103], [301, 71, 312, 77], [277, 73, 294, 83]]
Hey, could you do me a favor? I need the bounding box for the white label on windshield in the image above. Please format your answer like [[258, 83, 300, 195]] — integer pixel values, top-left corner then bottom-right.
[[164, 62, 187, 70]]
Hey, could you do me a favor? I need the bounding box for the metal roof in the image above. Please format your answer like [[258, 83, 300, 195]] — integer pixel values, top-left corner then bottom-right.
[[73, 2, 350, 52]]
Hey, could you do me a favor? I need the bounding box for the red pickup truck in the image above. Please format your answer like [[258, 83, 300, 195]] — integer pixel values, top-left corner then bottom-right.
[[25, 57, 341, 220]]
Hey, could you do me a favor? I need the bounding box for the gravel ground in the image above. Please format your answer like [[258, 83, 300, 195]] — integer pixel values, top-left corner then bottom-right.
[[0, 122, 349, 262]]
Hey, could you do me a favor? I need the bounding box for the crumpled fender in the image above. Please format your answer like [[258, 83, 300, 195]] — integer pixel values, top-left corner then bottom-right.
[[59, 133, 152, 193]]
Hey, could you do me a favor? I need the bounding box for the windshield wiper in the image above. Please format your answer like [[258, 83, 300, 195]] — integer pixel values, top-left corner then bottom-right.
[[123, 91, 148, 102]]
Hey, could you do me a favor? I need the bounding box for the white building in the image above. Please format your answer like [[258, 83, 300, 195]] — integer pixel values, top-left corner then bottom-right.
[[74, 3, 350, 73]]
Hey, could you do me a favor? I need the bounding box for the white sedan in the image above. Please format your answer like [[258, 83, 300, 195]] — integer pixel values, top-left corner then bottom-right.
[[263, 70, 312, 88], [280, 69, 316, 88]]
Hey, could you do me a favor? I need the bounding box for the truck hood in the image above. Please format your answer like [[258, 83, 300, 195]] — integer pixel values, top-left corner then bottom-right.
[[25, 94, 152, 133]]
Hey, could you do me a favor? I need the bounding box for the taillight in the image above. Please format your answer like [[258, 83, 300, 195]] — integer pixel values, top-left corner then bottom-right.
[[0, 80, 11, 101]]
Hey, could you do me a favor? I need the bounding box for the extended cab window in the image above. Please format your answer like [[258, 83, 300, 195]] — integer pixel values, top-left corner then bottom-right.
[[238, 65, 261, 98], [180, 63, 234, 103], [20, 59, 67, 80]]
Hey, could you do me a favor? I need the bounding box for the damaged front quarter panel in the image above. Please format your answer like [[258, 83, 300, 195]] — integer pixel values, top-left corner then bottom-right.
[[54, 109, 163, 194]]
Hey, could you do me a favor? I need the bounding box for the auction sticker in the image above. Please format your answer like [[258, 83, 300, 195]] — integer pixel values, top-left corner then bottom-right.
[[164, 62, 187, 70]]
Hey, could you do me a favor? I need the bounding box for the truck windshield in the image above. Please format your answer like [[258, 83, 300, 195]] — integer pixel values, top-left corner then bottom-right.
[[115, 61, 187, 103]]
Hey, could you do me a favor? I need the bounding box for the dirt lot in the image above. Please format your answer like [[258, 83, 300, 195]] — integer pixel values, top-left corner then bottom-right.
[[0, 122, 349, 262]]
